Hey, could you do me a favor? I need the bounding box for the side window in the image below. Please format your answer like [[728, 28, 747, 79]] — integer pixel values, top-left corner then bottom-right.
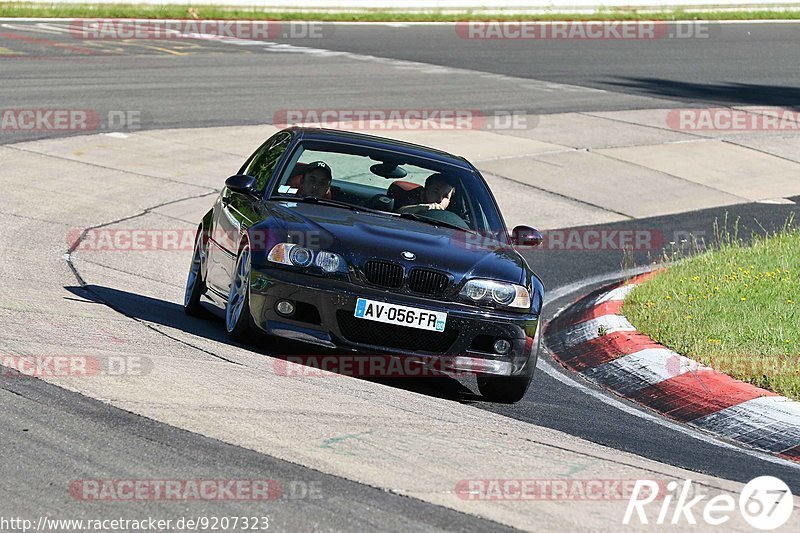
[[245, 132, 292, 191]]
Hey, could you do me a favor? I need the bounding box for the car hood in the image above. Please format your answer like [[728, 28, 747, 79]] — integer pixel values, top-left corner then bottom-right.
[[258, 201, 527, 285]]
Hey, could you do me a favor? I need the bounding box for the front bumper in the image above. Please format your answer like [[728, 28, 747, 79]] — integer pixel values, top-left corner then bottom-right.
[[248, 267, 540, 377]]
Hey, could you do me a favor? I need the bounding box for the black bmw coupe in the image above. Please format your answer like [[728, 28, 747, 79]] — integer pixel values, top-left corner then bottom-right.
[[184, 128, 545, 402]]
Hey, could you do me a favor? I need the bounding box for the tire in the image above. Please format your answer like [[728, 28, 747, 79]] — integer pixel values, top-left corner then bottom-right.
[[183, 225, 207, 317], [225, 241, 253, 341], [477, 361, 534, 404]]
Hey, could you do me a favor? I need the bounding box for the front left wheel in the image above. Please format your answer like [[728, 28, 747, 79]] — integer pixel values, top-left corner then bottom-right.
[[184, 226, 207, 317], [225, 242, 253, 341]]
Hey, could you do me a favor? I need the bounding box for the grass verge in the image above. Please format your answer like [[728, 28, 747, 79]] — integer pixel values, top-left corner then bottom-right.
[[624, 219, 799, 400], [0, 3, 799, 21]]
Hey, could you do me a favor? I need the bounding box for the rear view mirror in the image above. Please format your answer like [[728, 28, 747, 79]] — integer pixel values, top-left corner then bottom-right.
[[370, 162, 407, 179], [511, 225, 543, 247], [225, 174, 257, 194]]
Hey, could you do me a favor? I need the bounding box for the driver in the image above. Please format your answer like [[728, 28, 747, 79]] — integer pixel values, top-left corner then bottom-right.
[[397, 173, 455, 214], [297, 161, 332, 199]]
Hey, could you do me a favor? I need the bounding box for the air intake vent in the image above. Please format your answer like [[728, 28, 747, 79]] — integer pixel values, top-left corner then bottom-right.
[[363, 260, 404, 289], [408, 268, 449, 295]]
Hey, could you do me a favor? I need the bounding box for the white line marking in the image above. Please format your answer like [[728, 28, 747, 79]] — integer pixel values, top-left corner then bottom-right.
[[546, 265, 653, 303], [596, 283, 637, 303], [557, 314, 636, 349], [195, 34, 606, 95], [1, 22, 65, 34], [35, 22, 74, 33]]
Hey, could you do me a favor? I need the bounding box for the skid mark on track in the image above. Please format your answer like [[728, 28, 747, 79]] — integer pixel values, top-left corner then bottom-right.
[[320, 431, 375, 453]]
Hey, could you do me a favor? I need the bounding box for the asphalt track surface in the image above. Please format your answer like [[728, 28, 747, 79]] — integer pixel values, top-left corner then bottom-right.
[[1, 20, 800, 530], [1, 21, 798, 144], [1, 366, 513, 532]]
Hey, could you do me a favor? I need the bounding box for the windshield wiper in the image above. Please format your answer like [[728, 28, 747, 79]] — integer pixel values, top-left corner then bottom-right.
[[398, 212, 477, 234], [272, 195, 394, 217], [272, 196, 476, 233]]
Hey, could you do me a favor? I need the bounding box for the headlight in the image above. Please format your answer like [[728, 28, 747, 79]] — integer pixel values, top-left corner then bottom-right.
[[289, 246, 313, 267], [267, 243, 347, 273], [267, 243, 305, 266], [491, 284, 516, 305], [315, 251, 342, 273], [463, 283, 488, 301], [459, 279, 531, 309]]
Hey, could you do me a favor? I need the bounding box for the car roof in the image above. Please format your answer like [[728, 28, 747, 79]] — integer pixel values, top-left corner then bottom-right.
[[286, 127, 473, 170]]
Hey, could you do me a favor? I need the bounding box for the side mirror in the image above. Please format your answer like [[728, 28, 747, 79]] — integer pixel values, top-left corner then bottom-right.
[[511, 225, 543, 247], [225, 174, 257, 194]]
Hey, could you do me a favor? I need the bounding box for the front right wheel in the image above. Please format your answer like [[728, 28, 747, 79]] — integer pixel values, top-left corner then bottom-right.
[[477, 358, 535, 404]]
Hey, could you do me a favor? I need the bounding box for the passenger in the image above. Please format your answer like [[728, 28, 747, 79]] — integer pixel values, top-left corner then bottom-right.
[[297, 161, 332, 199], [397, 173, 456, 214]]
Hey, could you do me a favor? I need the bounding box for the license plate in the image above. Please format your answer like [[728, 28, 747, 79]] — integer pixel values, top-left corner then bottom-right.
[[354, 298, 447, 332]]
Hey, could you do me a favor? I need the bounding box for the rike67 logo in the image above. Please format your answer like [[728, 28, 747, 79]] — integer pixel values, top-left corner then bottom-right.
[[624, 476, 794, 529]]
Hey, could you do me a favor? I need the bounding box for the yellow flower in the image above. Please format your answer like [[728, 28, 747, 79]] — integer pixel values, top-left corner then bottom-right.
[[740, 297, 747, 301]]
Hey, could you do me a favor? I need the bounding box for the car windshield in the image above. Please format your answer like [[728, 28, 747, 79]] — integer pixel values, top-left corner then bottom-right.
[[269, 139, 507, 236]]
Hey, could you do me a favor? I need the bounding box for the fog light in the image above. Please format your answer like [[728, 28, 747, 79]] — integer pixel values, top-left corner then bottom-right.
[[275, 300, 295, 316], [493, 339, 512, 355]]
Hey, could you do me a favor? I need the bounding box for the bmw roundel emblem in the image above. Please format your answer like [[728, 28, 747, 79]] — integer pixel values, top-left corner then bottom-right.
[[402, 251, 416, 260]]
